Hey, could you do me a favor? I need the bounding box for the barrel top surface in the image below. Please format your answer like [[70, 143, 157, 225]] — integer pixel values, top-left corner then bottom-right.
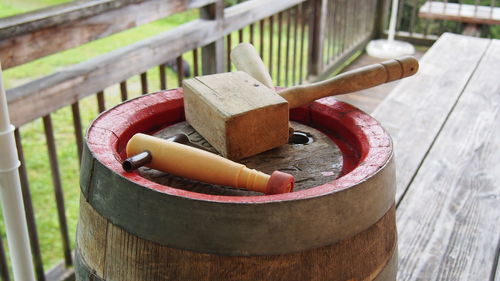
[[138, 121, 343, 196], [85, 89, 392, 204]]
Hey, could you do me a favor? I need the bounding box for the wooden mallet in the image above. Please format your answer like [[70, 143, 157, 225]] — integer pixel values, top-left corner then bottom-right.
[[124, 133, 294, 195], [183, 46, 418, 160]]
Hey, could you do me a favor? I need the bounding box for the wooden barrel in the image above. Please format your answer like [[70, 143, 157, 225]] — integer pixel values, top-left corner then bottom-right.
[[75, 89, 397, 281]]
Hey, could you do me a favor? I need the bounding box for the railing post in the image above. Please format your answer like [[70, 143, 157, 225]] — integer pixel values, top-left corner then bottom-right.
[[374, 0, 389, 38], [201, 0, 225, 75], [307, 0, 328, 78]]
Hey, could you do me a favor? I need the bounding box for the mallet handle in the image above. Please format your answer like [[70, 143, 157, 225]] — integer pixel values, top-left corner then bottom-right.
[[279, 56, 419, 108], [126, 133, 293, 194]]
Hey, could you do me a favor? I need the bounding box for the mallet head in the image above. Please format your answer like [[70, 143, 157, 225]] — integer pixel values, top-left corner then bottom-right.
[[183, 71, 289, 160]]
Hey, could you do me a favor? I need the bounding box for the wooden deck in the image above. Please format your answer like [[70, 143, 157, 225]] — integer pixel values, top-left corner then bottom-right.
[[368, 33, 500, 280]]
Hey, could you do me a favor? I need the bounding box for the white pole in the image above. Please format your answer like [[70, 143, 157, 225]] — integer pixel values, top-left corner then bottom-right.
[[0, 62, 36, 281], [388, 0, 399, 43], [366, 0, 414, 59]]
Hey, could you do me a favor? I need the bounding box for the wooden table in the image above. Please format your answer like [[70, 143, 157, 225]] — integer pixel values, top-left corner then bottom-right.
[[372, 33, 500, 280]]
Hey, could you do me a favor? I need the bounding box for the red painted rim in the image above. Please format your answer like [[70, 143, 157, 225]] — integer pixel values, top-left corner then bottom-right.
[[87, 89, 392, 204]]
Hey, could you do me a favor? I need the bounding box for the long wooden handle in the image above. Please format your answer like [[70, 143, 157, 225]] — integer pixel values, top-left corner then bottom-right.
[[279, 56, 419, 108], [126, 133, 294, 194], [230, 43, 274, 89]]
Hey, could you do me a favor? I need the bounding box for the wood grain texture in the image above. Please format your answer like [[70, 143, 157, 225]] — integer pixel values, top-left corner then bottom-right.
[[0, 0, 143, 38], [76, 195, 107, 277], [419, 1, 500, 25], [183, 72, 289, 159], [372, 33, 491, 202], [76, 198, 397, 281], [396, 38, 500, 280], [0, 0, 216, 69], [280, 56, 418, 109]]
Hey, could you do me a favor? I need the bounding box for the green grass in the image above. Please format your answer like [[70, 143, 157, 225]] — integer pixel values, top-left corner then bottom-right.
[[0, 0, 72, 17]]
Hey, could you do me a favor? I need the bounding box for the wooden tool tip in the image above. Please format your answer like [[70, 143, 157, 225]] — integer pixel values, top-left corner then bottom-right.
[[265, 171, 294, 195], [396, 56, 419, 78]]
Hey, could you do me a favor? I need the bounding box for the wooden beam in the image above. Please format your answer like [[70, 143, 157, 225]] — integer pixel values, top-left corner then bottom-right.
[[0, 0, 217, 69], [0, 0, 144, 38]]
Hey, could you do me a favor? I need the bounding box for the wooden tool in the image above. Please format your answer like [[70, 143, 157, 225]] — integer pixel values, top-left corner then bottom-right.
[[124, 133, 294, 195], [183, 52, 418, 160], [231, 42, 419, 107]]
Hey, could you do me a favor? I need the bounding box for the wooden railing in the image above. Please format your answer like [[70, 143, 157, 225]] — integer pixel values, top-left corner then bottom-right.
[[380, 0, 500, 45], [0, 0, 383, 280]]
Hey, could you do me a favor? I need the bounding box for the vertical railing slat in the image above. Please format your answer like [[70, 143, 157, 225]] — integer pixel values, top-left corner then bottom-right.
[[299, 2, 307, 84], [292, 5, 299, 85], [351, 0, 357, 44], [396, 0, 406, 33], [409, 0, 418, 35], [176, 56, 184, 87], [285, 9, 291, 86], [120, 81, 128, 101], [238, 29, 244, 43], [249, 23, 255, 45], [259, 19, 265, 62], [226, 33, 232, 72], [159, 65, 167, 90], [327, 0, 334, 63], [333, 0, 341, 58], [140, 72, 148, 95], [14, 129, 45, 281], [71, 102, 83, 165], [193, 49, 200, 77], [201, 0, 225, 75], [348, 0, 355, 48], [268, 16, 274, 79], [96, 91, 105, 113], [42, 115, 72, 267], [277, 12, 283, 86], [341, 0, 348, 54]]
